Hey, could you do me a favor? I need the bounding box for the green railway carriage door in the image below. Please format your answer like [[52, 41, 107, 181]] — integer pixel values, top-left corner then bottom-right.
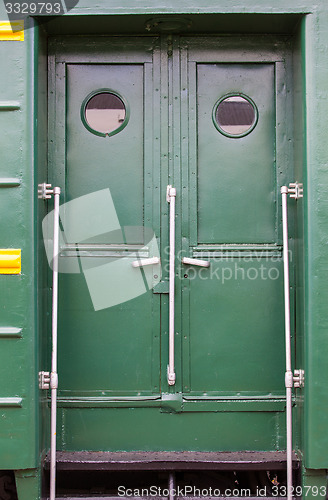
[[179, 39, 288, 400], [49, 37, 163, 399], [48, 35, 292, 451]]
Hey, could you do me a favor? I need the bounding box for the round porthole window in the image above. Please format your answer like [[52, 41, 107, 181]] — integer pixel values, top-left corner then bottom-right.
[[213, 94, 258, 138], [81, 90, 129, 137]]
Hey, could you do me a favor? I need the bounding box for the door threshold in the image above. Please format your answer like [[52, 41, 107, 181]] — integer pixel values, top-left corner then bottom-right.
[[45, 451, 299, 471]]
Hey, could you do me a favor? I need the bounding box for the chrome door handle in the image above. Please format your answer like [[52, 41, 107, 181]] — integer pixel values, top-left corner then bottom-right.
[[132, 257, 160, 268], [167, 185, 176, 386], [182, 257, 210, 268]]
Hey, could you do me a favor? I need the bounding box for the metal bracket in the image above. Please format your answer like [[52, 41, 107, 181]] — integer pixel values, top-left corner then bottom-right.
[[50, 372, 59, 390], [153, 280, 169, 294], [166, 185, 176, 203], [285, 371, 294, 388], [285, 369, 305, 389], [293, 369, 305, 388], [39, 371, 50, 390], [288, 182, 303, 199], [167, 365, 176, 386], [38, 183, 54, 200]]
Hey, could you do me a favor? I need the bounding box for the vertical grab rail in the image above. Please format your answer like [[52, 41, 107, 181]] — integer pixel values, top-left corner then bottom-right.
[[167, 185, 176, 386], [281, 185, 293, 500], [50, 186, 61, 500]]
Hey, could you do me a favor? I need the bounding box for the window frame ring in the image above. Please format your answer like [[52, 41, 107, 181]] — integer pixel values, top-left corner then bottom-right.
[[212, 92, 258, 139], [81, 88, 130, 138]]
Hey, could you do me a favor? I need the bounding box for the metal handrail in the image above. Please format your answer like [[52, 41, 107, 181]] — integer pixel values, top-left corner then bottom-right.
[[281, 185, 293, 500], [167, 185, 176, 386], [50, 187, 61, 500]]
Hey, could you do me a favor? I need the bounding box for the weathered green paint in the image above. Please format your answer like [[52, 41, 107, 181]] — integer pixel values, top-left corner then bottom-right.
[[302, 10, 328, 470], [48, 34, 293, 451], [0, 13, 38, 470], [15, 469, 40, 500], [56, 408, 287, 451], [0, 0, 327, 497], [50, 37, 162, 398], [197, 63, 276, 243], [292, 18, 306, 466], [301, 468, 328, 500], [35, 19, 51, 470]]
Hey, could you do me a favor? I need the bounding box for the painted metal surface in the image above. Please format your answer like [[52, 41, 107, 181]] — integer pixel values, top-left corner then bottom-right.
[[49, 40, 161, 403], [0, 0, 328, 496], [179, 38, 292, 403], [0, 8, 38, 472], [48, 35, 292, 453]]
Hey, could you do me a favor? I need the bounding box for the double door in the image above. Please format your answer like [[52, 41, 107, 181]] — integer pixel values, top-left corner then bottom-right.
[[48, 35, 292, 450]]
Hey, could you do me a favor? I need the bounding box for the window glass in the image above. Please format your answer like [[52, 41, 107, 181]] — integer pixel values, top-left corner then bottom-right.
[[85, 92, 126, 135], [214, 95, 257, 137]]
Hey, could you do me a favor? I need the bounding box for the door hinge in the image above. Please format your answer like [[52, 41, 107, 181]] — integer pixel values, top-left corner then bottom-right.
[[293, 369, 305, 388], [38, 182, 59, 200], [288, 182, 303, 199], [39, 371, 50, 390]]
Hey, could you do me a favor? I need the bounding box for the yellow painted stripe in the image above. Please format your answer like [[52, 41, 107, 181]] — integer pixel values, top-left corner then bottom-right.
[[0, 249, 21, 274], [0, 21, 24, 41]]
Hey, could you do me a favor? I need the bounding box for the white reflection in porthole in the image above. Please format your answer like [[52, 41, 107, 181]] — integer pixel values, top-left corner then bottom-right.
[[85, 92, 126, 135]]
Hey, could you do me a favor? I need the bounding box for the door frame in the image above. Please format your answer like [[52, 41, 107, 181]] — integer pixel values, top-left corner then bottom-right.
[[47, 33, 295, 413]]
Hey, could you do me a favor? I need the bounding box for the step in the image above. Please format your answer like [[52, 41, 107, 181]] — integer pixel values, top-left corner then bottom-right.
[[45, 451, 299, 471]]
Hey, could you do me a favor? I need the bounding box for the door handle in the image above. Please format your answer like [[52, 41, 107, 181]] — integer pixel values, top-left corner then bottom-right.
[[167, 185, 176, 386], [132, 257, 160, 268], [182, 257, 210, 268]]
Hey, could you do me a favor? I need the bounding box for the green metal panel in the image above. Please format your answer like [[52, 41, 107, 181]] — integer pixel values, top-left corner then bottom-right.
[[48, 35, 295, 453], [49, 38, 162, 398], [14, 469, 40, 500], [56, 408, 287, 452], [0, 12, 38, 469], [0, 0, 327, 488], [42, 0, 328, 472], [303, 8, 328, 469], [197, 63, 275, 244], [35, 23, 51, 464], [179, 38, 293, 403], [41, 0, 313, 16], [186, 260, 285, 394], [292, 20, 306, 464]]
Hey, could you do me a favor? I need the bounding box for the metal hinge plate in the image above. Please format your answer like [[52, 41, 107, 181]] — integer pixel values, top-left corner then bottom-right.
[[39, 371, 50, 390], [38, 183, 54, 200], [293, 369, 305, 388], [288, 182, 303, 199]]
